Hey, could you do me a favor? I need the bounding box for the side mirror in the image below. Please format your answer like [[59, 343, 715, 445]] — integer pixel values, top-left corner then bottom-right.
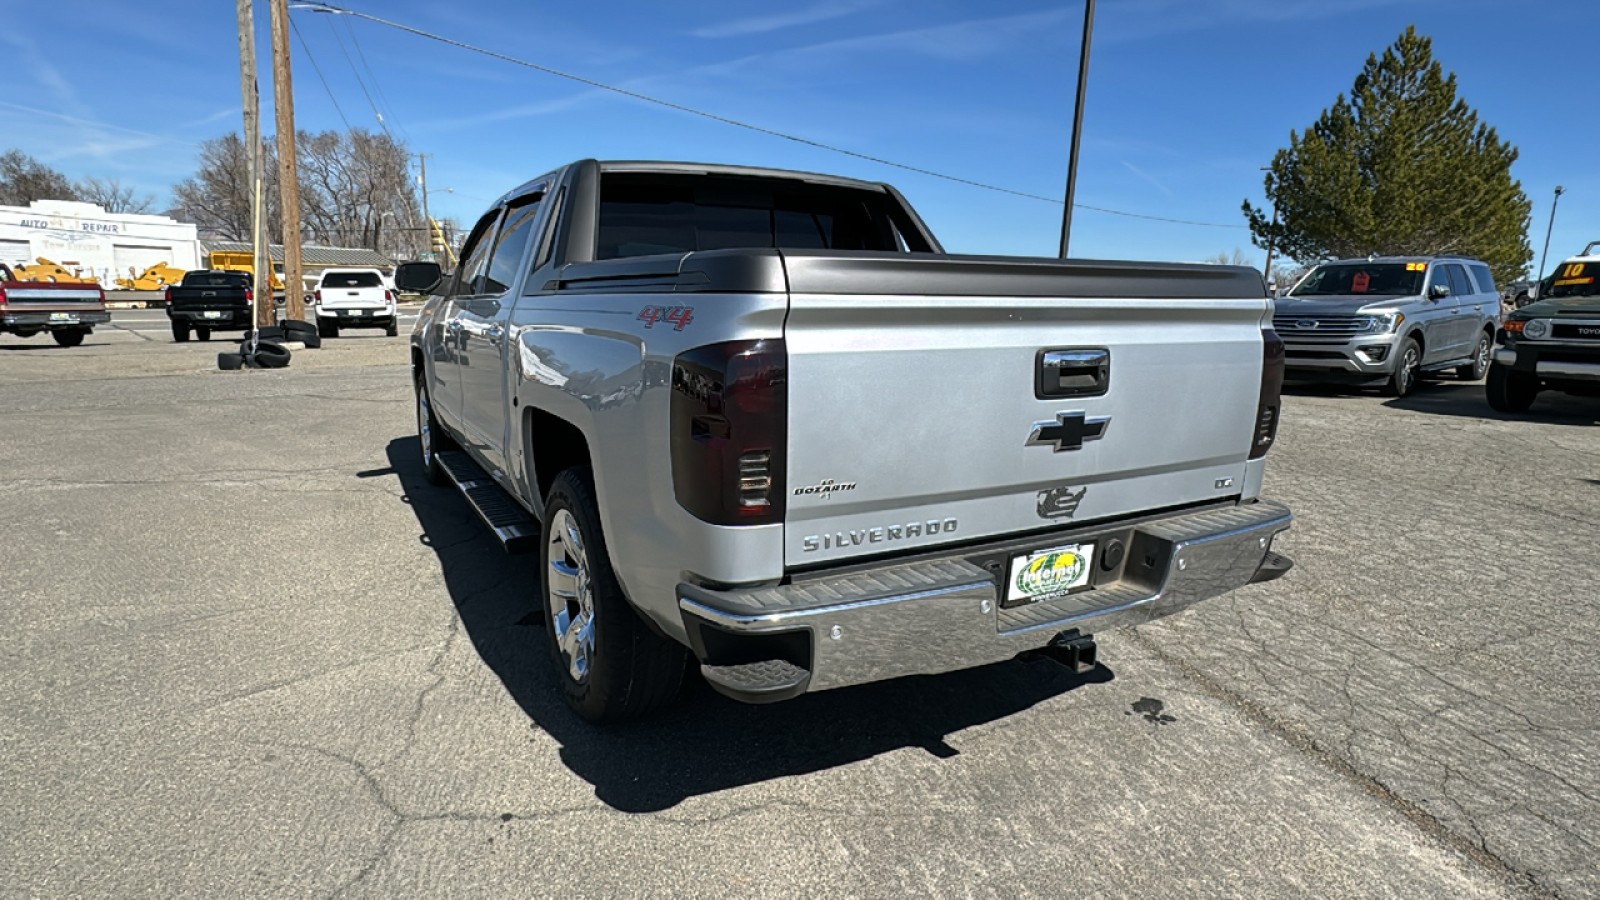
[[395, 261, 443, 294], [1428, 283, 1451, 300]]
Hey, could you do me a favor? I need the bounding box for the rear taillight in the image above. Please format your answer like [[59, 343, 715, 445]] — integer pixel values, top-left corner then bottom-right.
[[1249, 328, 1285, 459], [314, 289, 322, 303], [384, 289, 394, 302], [244, 287, 254, 304], [0, 287, 7, 306], [163, 286, 173, 305], [671, 339, 787, 525]]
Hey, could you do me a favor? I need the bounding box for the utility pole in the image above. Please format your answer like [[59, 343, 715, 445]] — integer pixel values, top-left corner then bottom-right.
[[234, 0, 268, 321], [268, 0, 305, 323], [418, 153, 432, 260], [1058, 0, 1096, 258]]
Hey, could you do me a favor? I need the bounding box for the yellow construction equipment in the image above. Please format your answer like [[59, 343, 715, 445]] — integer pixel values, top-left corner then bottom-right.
[[11, 258, 100, 284], [429, 218, 458, 267], [114, 262, 187, 291], [207, 250, 284, 290]]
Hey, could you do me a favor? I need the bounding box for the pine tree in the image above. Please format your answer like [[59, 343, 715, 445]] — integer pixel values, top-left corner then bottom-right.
[[1244, 27, 1532, 284]]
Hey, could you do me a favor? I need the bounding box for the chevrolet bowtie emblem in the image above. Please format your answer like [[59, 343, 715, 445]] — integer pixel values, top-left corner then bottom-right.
[[1027, 411, 1110, 452]]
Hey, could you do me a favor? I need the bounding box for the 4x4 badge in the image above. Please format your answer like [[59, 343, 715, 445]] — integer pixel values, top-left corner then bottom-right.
[[1027, 411, 1110, 452]]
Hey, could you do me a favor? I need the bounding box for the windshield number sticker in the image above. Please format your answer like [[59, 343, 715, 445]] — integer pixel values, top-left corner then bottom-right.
[[1561, 263, 1586, 278], [1405, 262, 1426, 272], [1351, 271, 1371, 292], [638, 305, 695, 331]]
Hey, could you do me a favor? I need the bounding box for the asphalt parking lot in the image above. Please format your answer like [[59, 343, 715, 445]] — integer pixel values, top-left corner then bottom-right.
[[4, 321, 1597, 898]]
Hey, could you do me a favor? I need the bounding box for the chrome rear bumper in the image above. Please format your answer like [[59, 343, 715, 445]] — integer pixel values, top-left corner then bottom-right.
[[679, 500, 1292, 698]]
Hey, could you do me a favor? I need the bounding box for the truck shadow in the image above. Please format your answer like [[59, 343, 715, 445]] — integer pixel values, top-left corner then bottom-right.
[[1381, 382, 1600, 425], [383, 437, 1114, 813]]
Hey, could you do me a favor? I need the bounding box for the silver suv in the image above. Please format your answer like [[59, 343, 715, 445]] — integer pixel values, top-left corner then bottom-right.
[[1273, 256, 1501, 396]]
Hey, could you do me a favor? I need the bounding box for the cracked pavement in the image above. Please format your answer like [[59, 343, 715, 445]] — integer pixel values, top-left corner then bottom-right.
[[3, 322, 1594, 897]]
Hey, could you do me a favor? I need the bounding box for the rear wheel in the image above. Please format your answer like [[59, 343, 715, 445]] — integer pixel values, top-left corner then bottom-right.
[[1486, 362, 1538, 412], [1456, 331, 1491, 380], [51, 328, 85, 347], [195, 326, 212, 342], [171, 320, 191, 343], [540, 468, 686, 723], [1384, 338, 1422, 397], [318, 318, 338, 339], [385, 319, 399, 337]]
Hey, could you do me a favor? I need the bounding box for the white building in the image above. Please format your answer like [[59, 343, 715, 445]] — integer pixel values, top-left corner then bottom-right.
[[0, 199, 202, 286]]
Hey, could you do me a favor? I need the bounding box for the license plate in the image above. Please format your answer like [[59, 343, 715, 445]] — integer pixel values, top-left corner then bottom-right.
[[203, 311, 224, 319], [1006, 542, 1095, 604], [349, 309, 365, 316], [49, 312, 79, 323]]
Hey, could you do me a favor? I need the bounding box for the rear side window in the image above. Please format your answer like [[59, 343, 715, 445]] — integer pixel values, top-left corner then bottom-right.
[[186, 272, 250, 288], [1469, 263, 1496, 295], [320, 271, 381, 288], [1443, 264, 1473, 297], [453, 210, 503, 296], [594, 172, 931, 260]]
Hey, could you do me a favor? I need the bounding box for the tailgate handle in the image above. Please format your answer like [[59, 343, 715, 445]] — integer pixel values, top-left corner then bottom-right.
[[1037, 348, 1109, 398]]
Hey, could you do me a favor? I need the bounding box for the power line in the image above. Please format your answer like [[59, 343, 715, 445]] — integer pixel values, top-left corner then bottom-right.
[[290, 3, 1245, 230], [323, 13, 393, 141], [289, 16, 352, 131], [341, 15, 409, 142]]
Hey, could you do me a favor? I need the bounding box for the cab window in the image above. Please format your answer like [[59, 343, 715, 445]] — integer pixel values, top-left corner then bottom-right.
[[481, 195, 544, 295], [453, 210, 503, 297]]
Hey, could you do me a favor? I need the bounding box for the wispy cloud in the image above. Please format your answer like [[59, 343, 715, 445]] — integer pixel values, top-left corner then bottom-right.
[[690, 1, 876, 39]]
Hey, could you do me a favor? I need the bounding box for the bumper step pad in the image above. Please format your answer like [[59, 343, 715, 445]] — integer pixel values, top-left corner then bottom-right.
[[700, 659, 812, 704], [436, 451, 539, 554]]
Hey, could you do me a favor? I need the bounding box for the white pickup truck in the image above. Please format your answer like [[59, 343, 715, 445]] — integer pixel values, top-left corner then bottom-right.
[[400, 160, 1294, 723], [313, 267, 398, 338]]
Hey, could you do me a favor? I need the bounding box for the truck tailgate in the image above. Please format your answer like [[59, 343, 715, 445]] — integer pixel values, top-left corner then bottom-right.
[[780, 253, 1271, 567]]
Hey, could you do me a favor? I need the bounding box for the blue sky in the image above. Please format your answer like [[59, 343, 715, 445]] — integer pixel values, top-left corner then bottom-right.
[[2, 0, 1593, 275]]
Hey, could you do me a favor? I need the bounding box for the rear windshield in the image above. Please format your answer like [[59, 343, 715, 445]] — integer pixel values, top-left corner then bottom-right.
[[183, 271, 251, 288], [320, 271, 382, 288], [595, 172, 931, 260], [1289, 262, 1425, 297], [1548, 260, 1599, 299]]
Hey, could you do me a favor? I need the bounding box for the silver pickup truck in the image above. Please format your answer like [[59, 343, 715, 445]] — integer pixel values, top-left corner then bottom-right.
[[400, 160, 1294, 723]]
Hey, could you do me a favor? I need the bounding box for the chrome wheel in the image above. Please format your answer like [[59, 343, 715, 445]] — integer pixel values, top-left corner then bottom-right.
[[1395, 344, 1420, 395], [1473, 335, 1490, 379], [546, 508, 595, 683], [416, 387, 433, 467]]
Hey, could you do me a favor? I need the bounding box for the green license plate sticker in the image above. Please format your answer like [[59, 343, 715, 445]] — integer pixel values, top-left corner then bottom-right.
[[1007, 542, 1095, 603]]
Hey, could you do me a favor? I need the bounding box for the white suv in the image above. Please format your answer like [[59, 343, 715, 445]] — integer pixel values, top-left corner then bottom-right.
[[314, 268, 398, 338]]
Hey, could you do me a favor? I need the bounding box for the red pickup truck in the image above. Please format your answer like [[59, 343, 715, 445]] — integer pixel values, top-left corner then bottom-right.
[[0, 263, 111, 347]]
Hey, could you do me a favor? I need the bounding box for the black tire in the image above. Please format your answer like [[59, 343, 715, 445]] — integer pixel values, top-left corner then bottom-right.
[[317, 319, 338, 339], [385, 319, 399, 337], [1384, 338, 1422, 397], [1457, 331, 1492, 380], [217, 352, 245, 371], [171, 320, 191, 343], [195, 326, 211, 342], [244, 340, 291, 369], [1513, 293, 1531, 309], [281, 320, 318, 344], [415, 372, 452, 486], [256, 325, 287, 342], [540, 467, 686, 724], [51, 328, 85, 347], [298, 332, 322, 349], [1486, 362, 1538, 412]]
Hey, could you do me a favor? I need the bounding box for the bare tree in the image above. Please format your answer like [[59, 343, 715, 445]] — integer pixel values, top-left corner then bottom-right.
[[76, 176, 157, 214], [1203, 248, 1254, 267], [0, 149, 80, 206], [172, 134, 279, 241], [174, 129, 420, 255]]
